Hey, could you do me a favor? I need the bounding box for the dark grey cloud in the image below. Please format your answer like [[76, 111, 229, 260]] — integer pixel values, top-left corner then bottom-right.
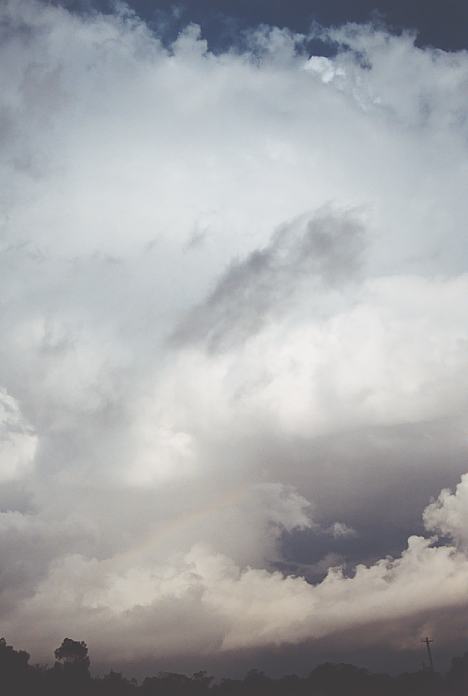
[[172, 212, 364, 351]]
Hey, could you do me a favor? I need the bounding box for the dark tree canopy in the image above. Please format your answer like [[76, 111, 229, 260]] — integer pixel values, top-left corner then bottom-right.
[[0, 635, 467, 696], [54, 638, 90, 667]]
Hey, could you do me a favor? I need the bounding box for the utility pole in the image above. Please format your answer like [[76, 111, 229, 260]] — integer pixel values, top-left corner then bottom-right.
[[422, 636, 434, 672]]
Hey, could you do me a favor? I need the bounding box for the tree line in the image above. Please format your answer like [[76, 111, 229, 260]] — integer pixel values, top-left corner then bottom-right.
[[1, 635, 468, 696]]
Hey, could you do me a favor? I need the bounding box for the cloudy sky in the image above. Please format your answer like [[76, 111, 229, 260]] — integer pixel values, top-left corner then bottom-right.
[[1, 0, 468, 677]]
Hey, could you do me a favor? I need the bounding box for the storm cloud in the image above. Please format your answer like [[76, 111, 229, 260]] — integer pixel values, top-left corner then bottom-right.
[[172, 211, 365, 350], [1, 0, 468, 674]]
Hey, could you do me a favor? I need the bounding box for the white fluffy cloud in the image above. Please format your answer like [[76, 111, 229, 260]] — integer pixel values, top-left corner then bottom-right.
[[0, 0, 468, 668], [0, 389, 37, 483], [4, 526, 468, 664], [424, 474, 468, 548]]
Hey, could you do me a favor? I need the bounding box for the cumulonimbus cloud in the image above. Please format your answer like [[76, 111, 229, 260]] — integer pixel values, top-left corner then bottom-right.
[[0, 0, 468, 668]]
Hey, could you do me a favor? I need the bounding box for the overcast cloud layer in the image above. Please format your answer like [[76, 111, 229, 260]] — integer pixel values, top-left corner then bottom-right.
[[1, 0, 468, 672]]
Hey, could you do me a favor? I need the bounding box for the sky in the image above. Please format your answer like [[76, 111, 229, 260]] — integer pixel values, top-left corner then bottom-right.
[[58, 0, 468, 53], [1, 0, 468, 678]]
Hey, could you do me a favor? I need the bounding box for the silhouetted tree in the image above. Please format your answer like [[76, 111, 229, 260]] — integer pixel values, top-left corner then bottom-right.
[[141, 671, 195, 696], [447, 651, 468, 694], [0, 637, 32, 696], [191, 670, 214, 695], [96, 670, 137, 695], [53, 637, 91, 695], [1, 633, 468, 696], [395, 668, 444, 696], [242, 669, 272, 696], [54, 638, 90, 669]]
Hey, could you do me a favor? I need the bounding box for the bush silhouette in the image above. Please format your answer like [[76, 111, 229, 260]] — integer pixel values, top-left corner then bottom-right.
[[0, 634, 465, 696]]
